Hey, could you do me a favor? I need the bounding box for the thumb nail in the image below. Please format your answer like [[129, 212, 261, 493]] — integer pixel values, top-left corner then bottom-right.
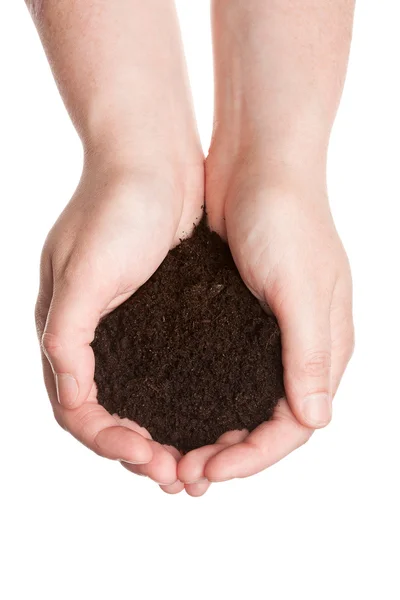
[[55, 373, 79, 408], [303, 393, 331, 427]]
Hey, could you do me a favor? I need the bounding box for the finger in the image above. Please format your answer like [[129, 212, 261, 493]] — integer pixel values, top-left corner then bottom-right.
[[270, 284, 333, 429], [330, 278, 355, 396], [55, 396, 153, 464], [120, 462, 183, 493], [178, 429, 248, 484], [159, 480, 185, 495], [331, 327, 354, 398], [40, 346, 58, 407], [119, 464, 148, 479], [121, 441, 178, 485], [36, 255, 59, 406], [112, 416, 153, 439], [157, 444, 183, 488], [204, 400, 313, 481], [43, 354, 153, 465], [331, 342, 353, 397], [185, 480, 211, 497], [121, 462, 181, 494], [35, 251, 53, 340], [41, 278, 101, 409], [41, 349, 70, 433]]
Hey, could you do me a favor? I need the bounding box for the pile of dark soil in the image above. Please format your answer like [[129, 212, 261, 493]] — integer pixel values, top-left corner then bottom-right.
[[92, 218, 284, 453]]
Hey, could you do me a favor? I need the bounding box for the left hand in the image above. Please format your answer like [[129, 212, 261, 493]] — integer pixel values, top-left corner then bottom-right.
[[178, 181, 354, 484]]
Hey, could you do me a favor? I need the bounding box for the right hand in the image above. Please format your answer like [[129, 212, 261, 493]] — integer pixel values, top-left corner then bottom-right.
[[35, 157, 205, 493]]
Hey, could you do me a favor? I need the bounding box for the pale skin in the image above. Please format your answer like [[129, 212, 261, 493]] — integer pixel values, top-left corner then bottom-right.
[[29, 0, 355, 496]]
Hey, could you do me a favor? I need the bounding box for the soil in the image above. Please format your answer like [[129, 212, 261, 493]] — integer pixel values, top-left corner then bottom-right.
[[92, 217, 284, 454]]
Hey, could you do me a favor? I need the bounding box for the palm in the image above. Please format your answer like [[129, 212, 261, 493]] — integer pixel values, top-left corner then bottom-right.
[[37, 169, 204, 491], [178, 184, 352, 483]]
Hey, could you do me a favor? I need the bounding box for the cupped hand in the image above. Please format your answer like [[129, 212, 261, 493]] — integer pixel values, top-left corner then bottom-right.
[[35, 158, 204, 491], [179, 178, 354, 485]]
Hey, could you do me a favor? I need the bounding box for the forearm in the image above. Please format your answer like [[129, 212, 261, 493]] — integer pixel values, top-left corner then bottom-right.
[[211, 0, 355, 171], [26, 0, 198, 169]]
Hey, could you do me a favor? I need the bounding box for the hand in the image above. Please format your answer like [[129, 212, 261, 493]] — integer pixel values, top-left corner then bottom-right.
[[178, 175, 354, 484], [35, 158, 204, 491]]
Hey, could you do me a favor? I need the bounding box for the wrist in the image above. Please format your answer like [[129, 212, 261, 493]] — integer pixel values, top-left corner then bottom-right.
[[208, 131, 328, 193], [81, 142, 204, 207], [81, 109, 204, 179]]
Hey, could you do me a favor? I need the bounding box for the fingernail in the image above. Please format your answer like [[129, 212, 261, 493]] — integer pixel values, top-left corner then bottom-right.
[[55, 373, 78, 407], [156, 480, 178, 486], [303, 393, 331, 427], [185, 477, 208, 484], [118, 459, 149, 465]]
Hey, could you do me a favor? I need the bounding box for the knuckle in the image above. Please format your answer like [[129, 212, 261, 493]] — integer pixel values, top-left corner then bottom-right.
[[264, 274, 288, 316], [299, 429, 314, 447], [302, 350, 331, 378], [60, 259, 79, 289], [53, 409, 67, 432], [35, 271, 53, 341], [57, 247, 89, 290], [346, 328, 356, 361], [335, 323, 355, 367], [73, 405, 104, 446], [41, 332, 62, 357], [75, 408, 94, 438], [51, 243, 81, 288], [35, 297, 48, 340]]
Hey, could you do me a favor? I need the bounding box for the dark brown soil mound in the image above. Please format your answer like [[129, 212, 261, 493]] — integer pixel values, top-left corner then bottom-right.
[[92, 218, 284, 453]]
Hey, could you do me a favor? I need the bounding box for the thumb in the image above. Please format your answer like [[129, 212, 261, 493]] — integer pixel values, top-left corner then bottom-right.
[[41, 279, 100, 409], [271, 287, 333, 429]]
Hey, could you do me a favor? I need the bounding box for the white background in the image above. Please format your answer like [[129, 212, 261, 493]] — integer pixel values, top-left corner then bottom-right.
[[1, 1, 399, 599]]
